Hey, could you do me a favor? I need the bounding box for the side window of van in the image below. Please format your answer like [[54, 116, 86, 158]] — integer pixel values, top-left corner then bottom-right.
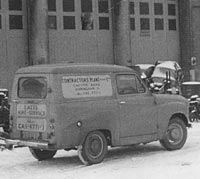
[[117, 74, 146, 95], [117, 75, 137, 95]]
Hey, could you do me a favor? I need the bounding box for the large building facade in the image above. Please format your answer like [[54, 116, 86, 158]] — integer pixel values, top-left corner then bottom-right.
[[0, 0, 200, 92]]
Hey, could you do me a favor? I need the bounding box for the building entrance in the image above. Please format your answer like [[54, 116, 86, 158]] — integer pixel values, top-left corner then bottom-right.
[[48, 0, 113, 64], [130, 0, 180, 65]]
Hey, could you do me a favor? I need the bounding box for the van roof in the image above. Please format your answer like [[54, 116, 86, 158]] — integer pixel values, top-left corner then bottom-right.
[[16, 63, 134, 74]]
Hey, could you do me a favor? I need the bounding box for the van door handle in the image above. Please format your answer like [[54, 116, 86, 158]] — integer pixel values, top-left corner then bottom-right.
[[119, 101, 126, 105]]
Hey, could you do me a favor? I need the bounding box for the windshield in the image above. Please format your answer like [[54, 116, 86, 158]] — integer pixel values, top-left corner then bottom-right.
[[18, 77, 47, 99], [152, 67, 176, 80]]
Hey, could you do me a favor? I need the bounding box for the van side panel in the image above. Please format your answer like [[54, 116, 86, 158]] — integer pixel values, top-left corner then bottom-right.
[[52, 73, 120, 149], [54, 99, 120, 149]]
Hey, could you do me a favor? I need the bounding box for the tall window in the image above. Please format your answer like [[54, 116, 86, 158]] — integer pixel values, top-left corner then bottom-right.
[[154, 3, 164, 31], [9, 15, 23, 29], [48, 0, 57, 29], [9, 0, 23, 29], [140, 18, 150, 30], [63, 0, 74, 12], [140, 2, 149, 15], [0, 0, 1, 29], [139, 2, 150, 35], [48, 0, 56, 12], [63, 0, 76, 30], [98, 0, 109, 30], [9, 0, 22, 11], [81, 0, 93, 12], [154, 3, 163, 15], [63, 16, 75, 29], [129, 1, 135, 31], [168, 4, 177, 31], [81, 0, 93, 30]]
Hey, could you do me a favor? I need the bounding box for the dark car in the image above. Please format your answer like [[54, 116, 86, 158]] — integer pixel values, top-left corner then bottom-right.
[[181, 81, 200, 99], [0, 89, 9, 132]]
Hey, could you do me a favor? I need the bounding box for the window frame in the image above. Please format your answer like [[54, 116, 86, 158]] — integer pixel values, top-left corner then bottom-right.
[[116, 74, 146, 96], [17, 77, 48, 99]]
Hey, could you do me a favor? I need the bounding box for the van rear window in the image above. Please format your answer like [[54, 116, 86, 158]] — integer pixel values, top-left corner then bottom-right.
[[18, 77, 47, 99]]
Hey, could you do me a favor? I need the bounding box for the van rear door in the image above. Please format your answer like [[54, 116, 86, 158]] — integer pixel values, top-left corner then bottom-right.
[[10, 74, 53, 144]]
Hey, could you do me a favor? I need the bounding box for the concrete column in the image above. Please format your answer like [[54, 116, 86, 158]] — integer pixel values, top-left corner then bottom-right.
[[27, 0, 49, 65], [179, 0, 191, 81], [112, 0, 132, 66]]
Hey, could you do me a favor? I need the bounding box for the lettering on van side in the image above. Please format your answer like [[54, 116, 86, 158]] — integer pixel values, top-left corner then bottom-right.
[[61, 75, 113, 98]]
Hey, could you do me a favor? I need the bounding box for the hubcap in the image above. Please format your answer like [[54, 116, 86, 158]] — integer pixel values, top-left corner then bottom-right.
[[167, 123, 183, 145], [87, 134, 103, 159]]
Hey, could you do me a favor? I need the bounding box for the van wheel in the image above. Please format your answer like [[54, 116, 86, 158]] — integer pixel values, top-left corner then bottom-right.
[[29, 148, 57, 161], [159, 117, 187, 150], [78, 131, 107, 165]]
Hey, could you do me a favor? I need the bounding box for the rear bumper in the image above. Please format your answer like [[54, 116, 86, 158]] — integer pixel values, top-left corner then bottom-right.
[[5, 139, 49, 149]]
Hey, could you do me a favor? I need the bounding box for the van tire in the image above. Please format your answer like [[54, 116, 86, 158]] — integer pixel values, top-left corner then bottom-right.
[[78, 131, 107, 165], [29, 148, 57, 161], [159, 117, 187, 150]]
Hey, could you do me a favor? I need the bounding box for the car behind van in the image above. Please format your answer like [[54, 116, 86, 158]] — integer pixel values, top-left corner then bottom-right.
[[6, 63, 190, 165]]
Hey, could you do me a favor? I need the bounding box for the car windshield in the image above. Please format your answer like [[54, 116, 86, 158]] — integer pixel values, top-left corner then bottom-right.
[[18, 77, 47, 99], [152, 67, 176, 80]]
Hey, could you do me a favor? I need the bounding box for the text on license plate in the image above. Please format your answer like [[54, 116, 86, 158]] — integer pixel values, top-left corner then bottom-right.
[[17, 118, 46, 132]]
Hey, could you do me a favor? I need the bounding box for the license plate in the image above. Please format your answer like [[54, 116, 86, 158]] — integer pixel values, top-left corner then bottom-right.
[[17, 118, 46, 132]]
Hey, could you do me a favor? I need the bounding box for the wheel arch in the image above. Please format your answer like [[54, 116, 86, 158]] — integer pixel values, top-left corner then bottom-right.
[[78, 129, 112, 147], [170, 113, 191, 127], [98, 129, 112, 146]]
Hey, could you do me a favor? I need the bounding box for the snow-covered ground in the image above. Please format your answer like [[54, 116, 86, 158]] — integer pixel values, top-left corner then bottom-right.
[[0, 123, 200, 179]]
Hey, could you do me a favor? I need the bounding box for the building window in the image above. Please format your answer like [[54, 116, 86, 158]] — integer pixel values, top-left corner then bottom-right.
[[81, 13, 93, 30], [9, 15, 23, 29], [168, 4, 176, 16], [9, 0, 22, 11], [154, 3, 163, 15], [48, 16, 57, 29], [98, 0, 108, 13], [140, 2, 149, 15], [63, 0, 74, 12], [129, 2, 135, 15], [130, 18, 135, 30], [63, 16, 75, 29], [99, 17, 109, 30], [48, 0, 56, 12], [168, 19, 176, 30], [81, 0, 93, 12], [140, 18, 150, 30], [155, 18, 163, 30]]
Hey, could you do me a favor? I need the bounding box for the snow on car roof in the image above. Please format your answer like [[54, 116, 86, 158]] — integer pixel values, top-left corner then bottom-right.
[[155, 61, 181, 70], [135, 64, 154, 70]]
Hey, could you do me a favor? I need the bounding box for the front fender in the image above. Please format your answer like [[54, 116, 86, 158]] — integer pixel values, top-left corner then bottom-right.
[[157, 101, 188, 138]]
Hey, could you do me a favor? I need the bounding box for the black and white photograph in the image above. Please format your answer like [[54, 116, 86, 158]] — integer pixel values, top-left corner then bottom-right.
[[0, 0, 200, 179]]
